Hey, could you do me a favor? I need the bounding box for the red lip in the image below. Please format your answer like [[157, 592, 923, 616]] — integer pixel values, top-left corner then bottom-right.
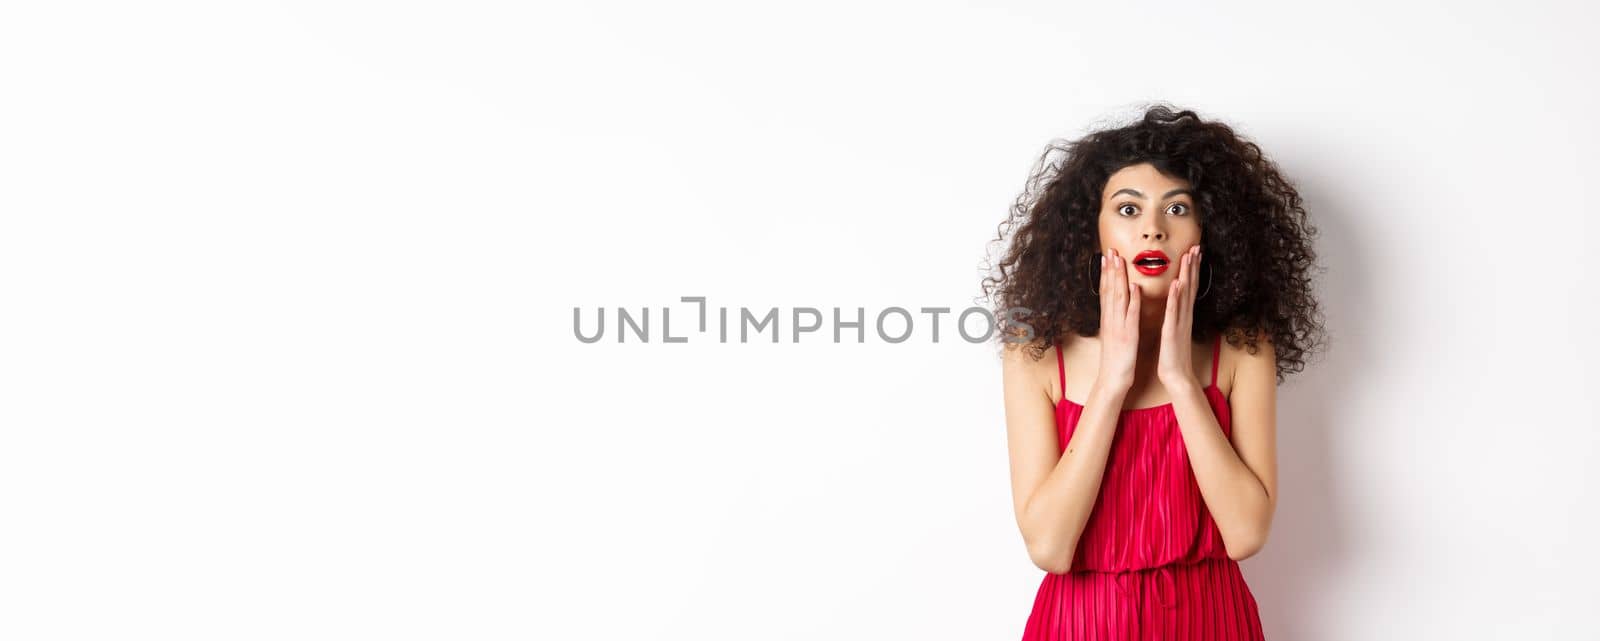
[[1132, 250, 1170, 276]]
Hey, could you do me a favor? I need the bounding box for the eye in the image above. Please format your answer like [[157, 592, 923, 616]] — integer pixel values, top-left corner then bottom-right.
[[1166, 203, 1189, 216], [1117, 203, 1138, 217]]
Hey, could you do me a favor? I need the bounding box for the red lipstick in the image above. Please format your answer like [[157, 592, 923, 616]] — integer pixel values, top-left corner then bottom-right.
[[1131, 250, 1170, 276]]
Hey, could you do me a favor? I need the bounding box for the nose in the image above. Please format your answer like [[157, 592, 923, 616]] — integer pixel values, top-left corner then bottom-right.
[[1140, 211, 1169, 241]]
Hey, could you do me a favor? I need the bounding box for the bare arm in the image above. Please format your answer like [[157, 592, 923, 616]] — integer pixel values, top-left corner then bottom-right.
[[1002, 343, 1130, 574], [1005, 251, 1142, 573], [1168, 337, 1279, 560]]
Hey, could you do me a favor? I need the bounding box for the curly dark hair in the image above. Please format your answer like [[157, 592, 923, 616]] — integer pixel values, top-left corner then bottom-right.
[[980, 103, 1326, 383]]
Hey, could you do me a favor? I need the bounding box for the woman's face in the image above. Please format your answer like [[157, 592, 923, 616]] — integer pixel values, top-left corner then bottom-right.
[[1097, 162, 1203, 299]]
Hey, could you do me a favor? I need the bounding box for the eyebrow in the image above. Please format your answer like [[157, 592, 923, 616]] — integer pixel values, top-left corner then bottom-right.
[[1109, 187, 1193, 200]]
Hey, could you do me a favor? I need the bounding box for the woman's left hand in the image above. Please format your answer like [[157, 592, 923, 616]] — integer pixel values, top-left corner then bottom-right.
[[1157, 244, 1202, 390]]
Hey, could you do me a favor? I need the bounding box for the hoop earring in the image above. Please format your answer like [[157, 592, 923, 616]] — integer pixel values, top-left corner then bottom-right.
[[1089, 253, 1213, 298]]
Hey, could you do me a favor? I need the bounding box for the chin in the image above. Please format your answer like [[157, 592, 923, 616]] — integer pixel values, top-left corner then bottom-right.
[[1133, 275, 1170, 291]]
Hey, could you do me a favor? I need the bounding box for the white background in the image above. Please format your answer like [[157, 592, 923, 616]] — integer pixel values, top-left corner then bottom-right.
[[3, 1, 1597, 639]]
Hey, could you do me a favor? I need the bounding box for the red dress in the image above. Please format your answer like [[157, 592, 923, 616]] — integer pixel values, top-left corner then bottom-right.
[[1020, 335, 1265, 641]]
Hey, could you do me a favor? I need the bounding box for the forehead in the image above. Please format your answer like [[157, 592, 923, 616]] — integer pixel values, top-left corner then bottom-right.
[[1102, 163, 1191, 197]]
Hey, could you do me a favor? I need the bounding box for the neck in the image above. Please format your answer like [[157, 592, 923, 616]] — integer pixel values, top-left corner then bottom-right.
[[1138, 295, 1167, 346]]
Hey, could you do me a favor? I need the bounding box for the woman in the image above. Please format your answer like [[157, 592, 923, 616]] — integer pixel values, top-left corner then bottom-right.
[[982, 104, 1326, 640]]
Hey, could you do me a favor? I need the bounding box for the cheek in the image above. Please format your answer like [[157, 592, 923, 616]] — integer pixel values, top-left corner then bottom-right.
[[1096, 219, 1128, 246]]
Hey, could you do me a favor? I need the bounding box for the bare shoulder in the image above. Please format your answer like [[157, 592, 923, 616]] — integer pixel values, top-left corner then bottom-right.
[[1000, 339, 1049, 386], [1221, 330, 1277, 397]]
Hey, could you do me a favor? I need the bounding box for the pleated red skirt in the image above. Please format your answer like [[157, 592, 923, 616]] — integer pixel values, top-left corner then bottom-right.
[[1020, 558, 1264, 641]]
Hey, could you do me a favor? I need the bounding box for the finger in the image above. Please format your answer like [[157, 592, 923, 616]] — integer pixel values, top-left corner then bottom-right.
[[1110, 249, 1124, 320], [1126, 255, 1139, 320], [1126, 272, 1140, 331], [1178, 251, 1191, 320], [1178, 248, 1194, 322], [1164, 271, 1181, 338], [1120, 250, 1132, 313], [1189, 247, 1201, 310], [1118, 251, 1131, 316]]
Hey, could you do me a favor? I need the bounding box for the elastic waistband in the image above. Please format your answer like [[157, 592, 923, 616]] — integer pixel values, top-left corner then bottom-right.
[[1113, 566, 1177, 610], [1104, 558, 1237, 610]]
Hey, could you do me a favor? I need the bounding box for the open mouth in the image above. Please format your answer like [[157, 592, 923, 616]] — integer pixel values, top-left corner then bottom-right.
[[1132, 250, 1170, 276]]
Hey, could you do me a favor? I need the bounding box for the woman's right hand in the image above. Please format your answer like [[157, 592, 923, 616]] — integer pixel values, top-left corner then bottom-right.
[[1096, 249, 1139, 391]]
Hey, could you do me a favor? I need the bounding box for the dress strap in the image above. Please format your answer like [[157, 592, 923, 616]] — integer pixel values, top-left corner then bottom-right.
[[1210, 334, 1223, 387], [1056, 341, 1067, 399]]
